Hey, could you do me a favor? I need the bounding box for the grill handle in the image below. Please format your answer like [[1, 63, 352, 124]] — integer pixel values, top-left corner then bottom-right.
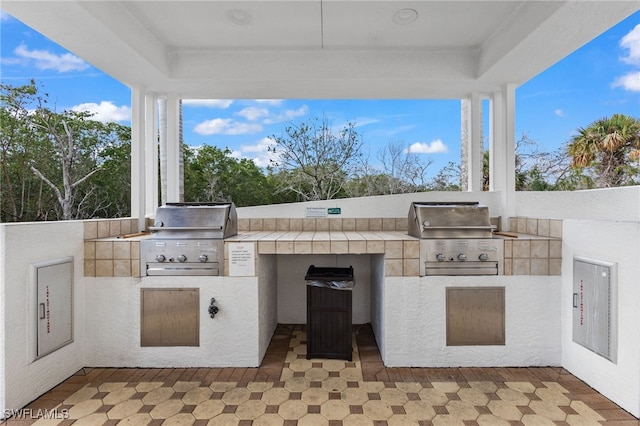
[[148, 226, 223, 231]]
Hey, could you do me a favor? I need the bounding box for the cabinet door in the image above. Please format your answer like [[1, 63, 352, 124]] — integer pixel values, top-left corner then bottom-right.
[[36, 259, 73, 358], [573, 257, 616, 362]]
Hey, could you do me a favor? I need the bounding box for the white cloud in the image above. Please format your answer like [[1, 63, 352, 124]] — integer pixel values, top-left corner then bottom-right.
[[612, 72, 640, 92], [237, 106, 270, 121], [263, 105, 309, 124], [254, 99, 284, 106], [226, 137, 279, 168], [554, 109, 564, 117], [1, 11, 11, 21], [14, 43, 89, 72], [182, 99, 233, 109], [193, 118, 262, 135], [620, 23, 640, 66], [406, 139, 448, 154], [71, 101, 131, 123]]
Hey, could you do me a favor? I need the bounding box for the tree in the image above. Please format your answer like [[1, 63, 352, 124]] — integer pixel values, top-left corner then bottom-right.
[[568, 114, 640, 187], [268, 117, 362, 201]]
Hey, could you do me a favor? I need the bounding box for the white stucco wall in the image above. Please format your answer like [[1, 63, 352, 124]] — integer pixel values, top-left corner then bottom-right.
[[276, 254, 372, 324], [0, 222, 85, 417], [381, 275, 561, 367], [83, 275, 262, 367], [516, 187, 640, 417], [258, 255, 278, 359]]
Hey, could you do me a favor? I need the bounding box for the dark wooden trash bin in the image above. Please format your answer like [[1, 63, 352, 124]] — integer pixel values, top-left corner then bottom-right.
[[305, 265, 354, 361]]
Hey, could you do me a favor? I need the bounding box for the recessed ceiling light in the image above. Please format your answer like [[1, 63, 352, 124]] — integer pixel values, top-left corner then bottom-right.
[[227, 9, 252, 25], [393, 8, 418, 25]]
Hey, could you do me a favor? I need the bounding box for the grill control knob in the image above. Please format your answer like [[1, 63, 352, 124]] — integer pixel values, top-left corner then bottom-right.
[[435, 253, 446, 262], [478, 253, 489, 262], [457, 253, 467, 261], [177, 255, 187, 263], [155, 254, 166, 262], [199, 254, 208, 263]]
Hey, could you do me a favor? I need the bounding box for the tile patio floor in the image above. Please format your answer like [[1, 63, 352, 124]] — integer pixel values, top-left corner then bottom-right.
[[2, 324, 638, 425]]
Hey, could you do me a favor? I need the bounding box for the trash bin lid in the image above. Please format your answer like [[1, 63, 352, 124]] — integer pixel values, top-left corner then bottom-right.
[[304, 265, 354, 281]]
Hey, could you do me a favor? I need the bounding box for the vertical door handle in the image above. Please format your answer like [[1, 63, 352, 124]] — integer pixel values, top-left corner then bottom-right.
[[39, 303, 46, 319], [572, 293, 578, 308]]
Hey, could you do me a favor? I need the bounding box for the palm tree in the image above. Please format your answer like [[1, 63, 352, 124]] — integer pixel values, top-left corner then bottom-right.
[[568, 114, 640, 187]]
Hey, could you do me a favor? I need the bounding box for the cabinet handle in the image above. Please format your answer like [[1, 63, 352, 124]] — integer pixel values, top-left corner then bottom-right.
[[572, 293, 578, 308], [39, 303, 45, 319]]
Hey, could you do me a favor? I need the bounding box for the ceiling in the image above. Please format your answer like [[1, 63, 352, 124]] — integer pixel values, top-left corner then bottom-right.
[[3, 1, 638, 99]]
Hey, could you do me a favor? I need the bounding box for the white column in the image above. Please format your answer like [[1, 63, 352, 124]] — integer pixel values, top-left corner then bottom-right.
[[468, 92, 483, 192], [144, 94, 158, 216], [166, 94, 181, 203], [490, 84, 517, 229], [130, 86, 146, 231]]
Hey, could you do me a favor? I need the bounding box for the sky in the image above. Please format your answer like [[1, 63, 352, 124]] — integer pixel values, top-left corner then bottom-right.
[[1, 9, 639, 176]]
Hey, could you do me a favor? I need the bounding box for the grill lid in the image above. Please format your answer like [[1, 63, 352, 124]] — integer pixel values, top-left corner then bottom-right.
[[407, 202, 494, 239], [149, 202, 237, 239]]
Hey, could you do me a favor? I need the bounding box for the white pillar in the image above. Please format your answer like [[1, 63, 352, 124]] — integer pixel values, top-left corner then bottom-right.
[[130, 86, 146, 231], [166, 94, 181, 203], [144, 94, 158, 216], [490, 84, 517, 229], [468, 92, 483, 192]]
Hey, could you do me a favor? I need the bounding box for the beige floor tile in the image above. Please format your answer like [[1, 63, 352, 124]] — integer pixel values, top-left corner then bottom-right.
[[432, 382, 461, 393], [279, 368, 294, 381], [31, 418, 65, 426], [529, 400, 568, 421], [162, 413, 196, 426], [388, 414, 421, 425], [235, 400, 267, 420], [343, 413, 378, 425], [304, 367, 329, 381], [182, 387, 213, 405], [67, 399, 103, 419], [142, 386, 175, 405], [252, 413, 286, 426], [542, 382, 569, 393], [341, 387, 370, 405], [209, 382, 238, 392], [63, 386, 98, 405], [457, 387, 489, 406], [362, 399, 394, 420], [496, 388, 530, 406], [339, 367, 363, 381], [107, 400, 144, 419], [115, 413, 152, 425], [261, 387, 291, 405], [173, 381, 200, 392], [221, 387, 251, 404], [432, 414, 466, 425], [247, 382, 274, 393], [569, 400, 606, 421], [288, 358, 312, 372], [487, 400, 523, 421], [102, 386, 137, 405], [284, 377, 311, 392], [445, 400, 480, 421], [505, 381, 536, 393], [521, 414, 556, 425], [149, 399, 184, 419], [301, 387, 329, 405], [278, 400, 308, 420], [299, 413, 330, 425], [70, 413, 108, 426], [395, 382, 422, 393], [321, 377, 348, 392], [358, 381, 385, 393], [320, 399, 351, 420], [97, 382, 127, 392], [135, 382, 164, 392], [207, 413, 243, 425], [403, 401, 436, 421], [418, 388, 449, 406], [535, 387, 571, 406], [192, 400, 225, 419], [380, 388, 409, 405], [323, 359, 348, 372], [477, 414, 511, 425], [468, 381, 498, 393]]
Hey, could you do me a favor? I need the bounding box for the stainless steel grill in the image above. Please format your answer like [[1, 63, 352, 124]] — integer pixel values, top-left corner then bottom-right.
[[408, 202, 503, 276], [141, 202, 237, 276]]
